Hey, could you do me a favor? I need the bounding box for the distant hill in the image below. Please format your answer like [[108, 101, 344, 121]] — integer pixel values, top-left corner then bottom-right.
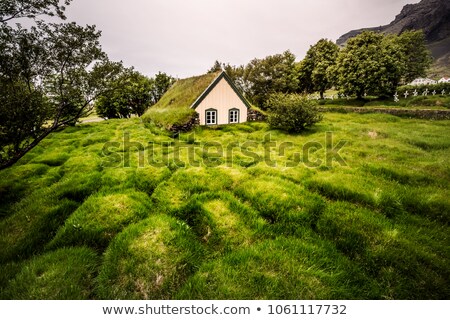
[[336, 0, 450, 78]]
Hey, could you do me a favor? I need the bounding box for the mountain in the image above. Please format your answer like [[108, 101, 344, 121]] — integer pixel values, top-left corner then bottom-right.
[[336, 0, 450, 78]]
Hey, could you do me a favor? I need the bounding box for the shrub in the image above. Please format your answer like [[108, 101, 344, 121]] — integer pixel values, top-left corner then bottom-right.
[[266, 93, 323, 132]]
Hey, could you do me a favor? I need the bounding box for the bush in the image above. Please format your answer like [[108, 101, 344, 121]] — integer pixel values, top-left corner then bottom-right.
[[266, 93, 323, 132]]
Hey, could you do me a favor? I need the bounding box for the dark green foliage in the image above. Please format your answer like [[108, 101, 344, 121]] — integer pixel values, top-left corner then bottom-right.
[[266, 93, 323, 132], [298, 39, 339, 98], [397, 30, 433, 83], [244, 51, 299, 109], [333, 31, 432, 98], [334, 31, 403, 98], [0, 1, 127, 169], [95, 71, 174, 119], [0, 0, 72, 23]]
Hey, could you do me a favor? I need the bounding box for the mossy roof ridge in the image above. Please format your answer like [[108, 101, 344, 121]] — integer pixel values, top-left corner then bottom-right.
[[151, 72, 221, 110]]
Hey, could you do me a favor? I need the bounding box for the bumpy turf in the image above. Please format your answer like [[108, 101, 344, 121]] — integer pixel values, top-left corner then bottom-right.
[[0, 113, 449, 299]]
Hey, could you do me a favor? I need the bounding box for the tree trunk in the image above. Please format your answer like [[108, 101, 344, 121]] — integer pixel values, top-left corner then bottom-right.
[[0, 129, 53, 170], [320, 91, 324, 99]]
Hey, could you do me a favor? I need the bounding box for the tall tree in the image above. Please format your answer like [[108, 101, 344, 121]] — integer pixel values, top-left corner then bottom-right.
[[298, 39, 339, 99], [244, 50, 299, 109], [207, 60, 223, 74], [95, 71, 158, 119], [0, 0, 72, 23], [397, 30, 432, 83], [333, 31, 404, 99], [0, 8, 126, 169], [152, 71, 175, 103]]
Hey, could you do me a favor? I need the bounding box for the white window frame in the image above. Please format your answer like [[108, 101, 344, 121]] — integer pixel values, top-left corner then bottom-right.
[[205, 109, 217, 125], [229, 108, 239, 124]]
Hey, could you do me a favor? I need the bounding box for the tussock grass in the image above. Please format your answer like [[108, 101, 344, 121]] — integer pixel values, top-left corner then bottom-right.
[[174, 192, 265, 252], [0, 112, 449, 299], [151, 167, 235, 213], [47, 191, 151, 250], [96, 214, 203, 299], [176, 237, 370, 299], [235, 175, 326, 229], [0, 190, 79, 263], [0, 247, 98, 299]]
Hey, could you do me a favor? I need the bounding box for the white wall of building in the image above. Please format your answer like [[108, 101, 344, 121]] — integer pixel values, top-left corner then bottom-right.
[[195, 77, 248, 125]]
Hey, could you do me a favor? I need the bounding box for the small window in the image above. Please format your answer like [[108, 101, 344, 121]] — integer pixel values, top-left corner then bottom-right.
[[205, 109, 217, 125], [229, 109, 239, 124]]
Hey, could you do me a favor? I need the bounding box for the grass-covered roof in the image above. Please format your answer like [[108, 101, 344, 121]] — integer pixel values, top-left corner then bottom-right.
[[143, 72, 220, 129]]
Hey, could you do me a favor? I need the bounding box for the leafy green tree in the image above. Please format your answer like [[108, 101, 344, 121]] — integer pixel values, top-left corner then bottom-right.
[[152, 71, 175, 103], [298, 39, 339, 98], [397, 30, 432, 83], [0, 7, 126, 169], [244, 50, 299, 109], [333, 31, 404, 98], [207, 60, 223, 73], [95, 71, 157, 118], [0, 0, 72, 23], [266, 93, 323, 133]]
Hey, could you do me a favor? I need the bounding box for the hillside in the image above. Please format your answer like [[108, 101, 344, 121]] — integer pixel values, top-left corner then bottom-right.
[[336, 0, 450, 77]]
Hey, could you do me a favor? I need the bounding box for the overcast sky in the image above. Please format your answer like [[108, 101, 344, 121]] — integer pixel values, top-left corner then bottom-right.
[[63, 0, 421, 78]]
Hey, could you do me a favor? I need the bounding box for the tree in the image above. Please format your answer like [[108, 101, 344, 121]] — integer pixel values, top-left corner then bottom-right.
[[244, 50, 299, 109], [0, 0, 72, 23], [397, 30, 432, 83], [333, 31, 404, 99], [207, 60, 223, 73], [298, 39, 339, 99], [0, 14, 127, 169], [152, 71, 175, 103], [95, 71, 157, 119], [266, 93, 323, 133]]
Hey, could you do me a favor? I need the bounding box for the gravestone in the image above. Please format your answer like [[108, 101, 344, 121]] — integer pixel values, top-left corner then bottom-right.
[[394, 92, 399, 102], [404, 91, 409, 99], [413, 89, 418, 97]]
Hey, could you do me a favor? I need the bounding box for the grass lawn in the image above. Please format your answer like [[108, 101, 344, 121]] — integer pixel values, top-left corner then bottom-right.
[[0, 112, 449, 299]]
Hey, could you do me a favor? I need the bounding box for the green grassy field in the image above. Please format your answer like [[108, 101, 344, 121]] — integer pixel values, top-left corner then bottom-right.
[[0, 113, 449, 299]]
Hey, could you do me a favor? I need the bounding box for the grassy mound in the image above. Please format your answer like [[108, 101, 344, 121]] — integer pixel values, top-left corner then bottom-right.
[[0, 247, 98, 299], [96, 214, 203, 299], [317, 201, 450, 299], [235, 175, 325, 230], [174, 192, 265, 251], [151, 167, 237, 213], [47, 190, 151, 250], [176, 237, 369, 299]]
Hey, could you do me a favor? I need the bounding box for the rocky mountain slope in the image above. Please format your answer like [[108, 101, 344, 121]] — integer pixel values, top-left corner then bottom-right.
[[336, 0, 450, 77]]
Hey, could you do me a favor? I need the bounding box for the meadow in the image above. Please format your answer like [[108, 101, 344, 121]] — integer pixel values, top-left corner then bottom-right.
[[0, 112, 449, 299]]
